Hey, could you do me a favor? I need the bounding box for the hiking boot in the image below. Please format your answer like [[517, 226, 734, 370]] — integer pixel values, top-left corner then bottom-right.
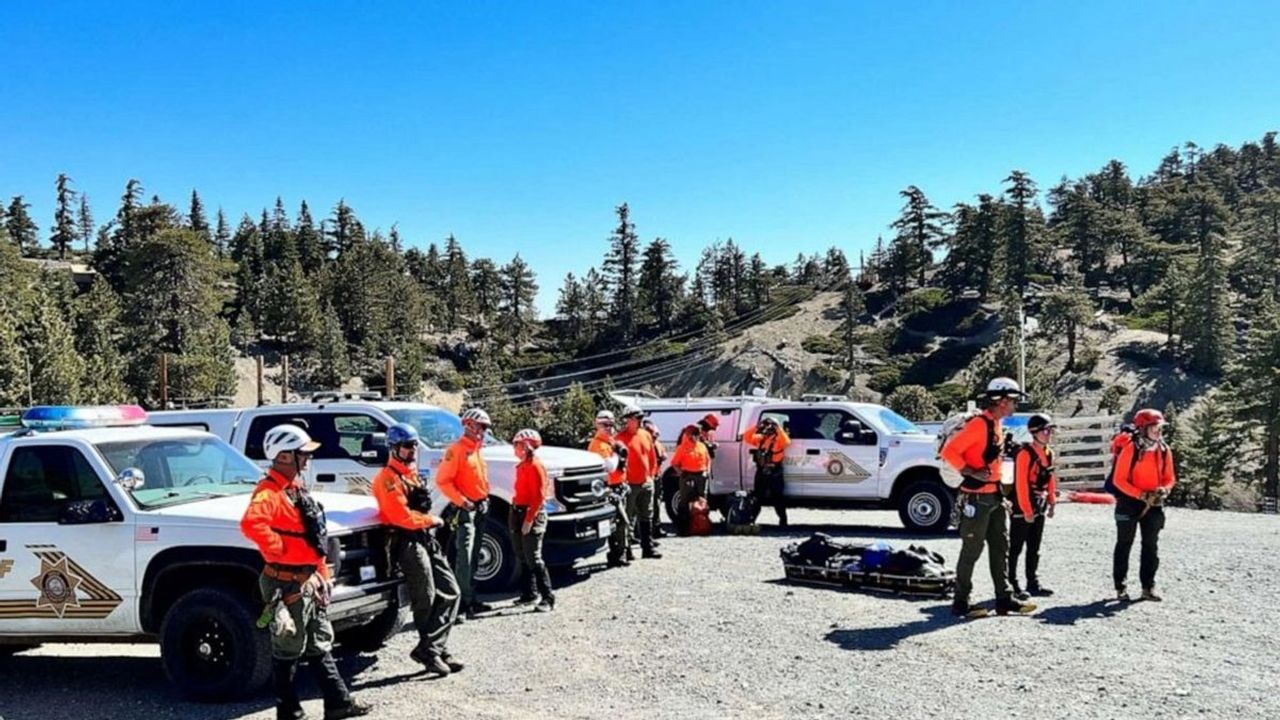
[[410, 647, 452, 677], [653, 525, 669, 538], [535, 598, 555, 613], [642, 548, 663, 559], [277, 707, 306, 720], [512, 594, 539, 606], [441, 653, 465, 673], [324, 700, 373, 719], [1027, 583, 1055, 597], [606, 555, 630, 568], [1116, 586, 1132, 603], [1141, 587, 1163, 602], [1010, 582, 1029, 601], [625, 547, 636, 562], [951, 600, 988, 619], [470, 600, 495, 614], [996, 596, 1037, 616]]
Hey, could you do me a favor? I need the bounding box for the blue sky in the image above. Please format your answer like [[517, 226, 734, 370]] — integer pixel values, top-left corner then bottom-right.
[[2, 1, 1277, 312]]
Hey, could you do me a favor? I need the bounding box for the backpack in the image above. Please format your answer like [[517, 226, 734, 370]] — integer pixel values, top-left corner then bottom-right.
[[1105, 430, 1169, 496], [1014, 443, 1055, 491], [936, 411, 998, 489], [688, 497, 713, 536]]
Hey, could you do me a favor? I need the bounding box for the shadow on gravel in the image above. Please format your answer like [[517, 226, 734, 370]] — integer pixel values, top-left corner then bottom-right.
[[1035, 598, 1133, 626], [824, 605, 955, 651], [0, 651, 376, 719]]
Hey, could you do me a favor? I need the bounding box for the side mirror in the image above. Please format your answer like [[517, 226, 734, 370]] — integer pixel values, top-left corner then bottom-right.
[[114, 467, 145, 490], [59, 498, 123, 525], [835, 430, 859, 445], [360, 433, 389, 465]]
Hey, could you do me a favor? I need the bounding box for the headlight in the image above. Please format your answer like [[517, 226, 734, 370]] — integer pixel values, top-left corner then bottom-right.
[[543, 498, 567, 514]]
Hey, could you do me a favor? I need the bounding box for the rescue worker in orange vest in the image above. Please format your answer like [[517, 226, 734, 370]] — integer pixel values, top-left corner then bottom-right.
[[940, 378, 1036, 618], [436, 407, 493, 621], [1112, 408, 1176, 602], [588, 409, 632, 567], [644, 418, 669, 538], [616, 406, 663, 559], [510, 428, 556, 611], [1009, 413, 1059, 601], [372, 422, 462, 677], [743, 417, 792, 526], [670, 423, 712, 535], [240, 424, 370, 720]]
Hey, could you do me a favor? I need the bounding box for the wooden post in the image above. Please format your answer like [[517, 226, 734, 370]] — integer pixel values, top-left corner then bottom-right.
[[159, 353, 169, 409], [385, 356, 396, 399], [281, 354, 290, 404], [256, 356, 265, 406]]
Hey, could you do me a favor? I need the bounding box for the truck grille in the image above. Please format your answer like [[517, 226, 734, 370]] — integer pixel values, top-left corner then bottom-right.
[[556, 464, 609, 511], [327, 528, 391, 588]]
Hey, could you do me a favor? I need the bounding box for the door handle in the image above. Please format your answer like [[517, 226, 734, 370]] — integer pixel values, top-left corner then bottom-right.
[[317, 473, 336, 483], [806, 449, 820, 455]]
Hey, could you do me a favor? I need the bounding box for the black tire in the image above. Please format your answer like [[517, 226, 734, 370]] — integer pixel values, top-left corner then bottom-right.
[[159, 586, 272, 702], [661, 469, 681, 523], [335, 603, 407, 652], [474, 513, 519, 593], [897, 479, 954, 534]]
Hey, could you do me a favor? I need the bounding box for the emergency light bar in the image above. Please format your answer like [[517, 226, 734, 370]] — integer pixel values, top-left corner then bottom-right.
[[20, 405, 149, 431]]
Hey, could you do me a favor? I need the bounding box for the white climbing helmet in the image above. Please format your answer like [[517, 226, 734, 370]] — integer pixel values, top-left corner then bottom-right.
[[512, 428, 543, 448], [263, 424, 321, 461], [984, 377, 1025, 399], [595, 410, 616, 424], [460, 407, 492, 427]]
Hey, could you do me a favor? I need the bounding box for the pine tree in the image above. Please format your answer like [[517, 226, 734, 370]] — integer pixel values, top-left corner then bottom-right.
[[261, 260, 323, 353], [840, 279, 866, 387], [389, 224, 402, 253], [121, 229, 237, 405], [1170, 393, 1232, 509], [326, 199, 364, 257], [887, 186, 946, 290], [1228, 296, 1280, 502], [497, 254, 538, 353], [94, 179, 145, 290], [581, 267, 608, 338], [264, 197, 297, 264], [77, 194, 95, 253], [471, 258, 502, 329], [942, 195, 1001, 299], [294, 200, 324, 274], [1181, 187, 1233, 375], [1001, 171, 1048, 291], [0, 238, 31, 405], [1048, 179, 1107, 284], [6, 196, 39, 254], [1231, 189, 1280, 299], [51, 174, 78, 259], [555, 272, 588, 346], [1134, 260, 1188, 351], [73, 277, 128, 403], [823, 247, 850, 286], [442, 235, 475, 330], [602, 203, 641, 340], [884, 385, 941, 421], [301, 302, 351, 389], [188, 190, 210, 241], [232, 215, 266, 337], [213, 209, 230, 258], [747, 253, 771, 308], [22, 284, 85, 403], [1039, 288, 1095, 371]]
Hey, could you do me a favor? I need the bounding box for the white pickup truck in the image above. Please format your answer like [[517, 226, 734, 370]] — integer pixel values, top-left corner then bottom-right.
[[150, 394, 615, 590], [0, 406, 404, 701], [616, 392, 956, 533]]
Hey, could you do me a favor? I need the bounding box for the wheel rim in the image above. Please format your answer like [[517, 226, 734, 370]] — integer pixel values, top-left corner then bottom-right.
[[183, 616, 234, 683], [908, 491, 942, 527], [475, 532, 503, 583]]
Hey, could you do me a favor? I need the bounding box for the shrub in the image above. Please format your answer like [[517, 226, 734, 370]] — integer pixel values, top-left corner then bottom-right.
[[931, 382, 971, 415], [867, 365, 902, 393], [884, 385, 942, 422], [1099, 384, 1128, 415], [802, 334, 843, 355], [1084, 376, 1105, 391], [1073, 346, 1102, 374], [809, 363, 846, 389]]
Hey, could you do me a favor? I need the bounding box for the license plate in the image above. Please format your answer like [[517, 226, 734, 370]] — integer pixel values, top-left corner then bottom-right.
[[359, 565, 376, 582], [597, 519, 611, 538]]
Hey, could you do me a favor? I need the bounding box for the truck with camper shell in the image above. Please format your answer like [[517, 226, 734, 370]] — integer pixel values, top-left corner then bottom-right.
[[150, 393, 615, 591], [614, 391, 958, 533], [0, 405, 405, 701]]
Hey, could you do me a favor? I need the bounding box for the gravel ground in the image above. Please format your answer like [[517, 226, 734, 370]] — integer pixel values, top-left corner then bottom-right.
[[2, 504, 1278, 720]]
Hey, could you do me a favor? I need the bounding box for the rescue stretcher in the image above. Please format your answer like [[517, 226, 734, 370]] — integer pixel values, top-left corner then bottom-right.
[[780, 533, 956, 598]]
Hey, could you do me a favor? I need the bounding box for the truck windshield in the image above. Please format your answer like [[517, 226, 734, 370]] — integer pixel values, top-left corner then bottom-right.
[[875, 407, 929, 435], [96, 436, 263, 509], [388, 408, 505, 448]]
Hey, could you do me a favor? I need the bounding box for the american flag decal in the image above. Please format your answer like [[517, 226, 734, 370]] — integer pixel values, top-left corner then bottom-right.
[[135, 526, 160, 541]]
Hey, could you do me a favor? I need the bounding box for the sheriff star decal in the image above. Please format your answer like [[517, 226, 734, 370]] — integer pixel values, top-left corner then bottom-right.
[[31, 555, 83, 618], [0, 546, 122, 620]]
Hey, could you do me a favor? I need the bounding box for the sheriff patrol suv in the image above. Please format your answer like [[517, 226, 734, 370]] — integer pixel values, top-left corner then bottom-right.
[[150, 394, 615, 591], [617, 391, 957, 532], [0, 406, 404, 701]]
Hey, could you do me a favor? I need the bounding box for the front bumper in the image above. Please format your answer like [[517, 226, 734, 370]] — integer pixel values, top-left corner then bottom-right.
[[544, 503, 615, 566], [327, 579, 405, 629]]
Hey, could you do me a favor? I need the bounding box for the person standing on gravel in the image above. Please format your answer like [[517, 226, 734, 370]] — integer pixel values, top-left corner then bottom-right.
[[241, 424, 371, 720], [372, 422, 462, 677], [510, 428, 557, 611], [940, 378, 1036, 618], [1111, 408, 1176, 602], [743, 417, 792, 527], [1009, 413, 1058, 601], [616, 406, 663, 560], [588, 410, 632, 567], [671, 423, 712, 535], [436, 407, 494, 621]]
